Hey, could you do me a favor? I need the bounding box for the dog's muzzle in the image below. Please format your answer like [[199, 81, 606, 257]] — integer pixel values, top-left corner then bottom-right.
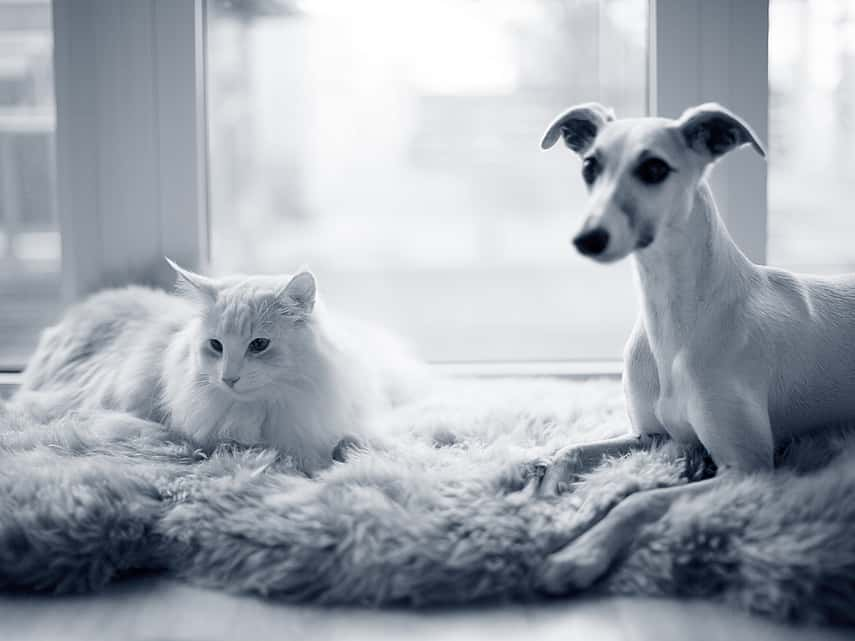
[[573, 228, 610, 256]]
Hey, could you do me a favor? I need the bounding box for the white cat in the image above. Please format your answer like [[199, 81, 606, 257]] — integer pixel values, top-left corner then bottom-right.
[[16, 259, 422, 472]]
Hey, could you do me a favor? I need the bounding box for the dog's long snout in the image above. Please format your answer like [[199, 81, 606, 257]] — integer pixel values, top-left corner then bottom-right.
[[573, 228, 610, 256]]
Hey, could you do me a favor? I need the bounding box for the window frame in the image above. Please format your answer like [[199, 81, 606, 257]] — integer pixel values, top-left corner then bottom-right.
[[651, 0, 769, 265], [36, 0, 769, 381], [52, 0, 209, 302]]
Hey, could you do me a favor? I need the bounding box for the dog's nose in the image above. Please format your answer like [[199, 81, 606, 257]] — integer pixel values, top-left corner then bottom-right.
[[222, 376, 240, 388], [573, 228, 610, 256]]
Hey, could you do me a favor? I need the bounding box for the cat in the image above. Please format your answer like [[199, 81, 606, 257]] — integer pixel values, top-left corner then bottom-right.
[[15, 258, 423, 472]]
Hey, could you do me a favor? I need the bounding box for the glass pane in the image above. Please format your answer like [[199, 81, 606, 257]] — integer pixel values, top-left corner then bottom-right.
[[207, 0, 647, 362], [768, 0, 855, 272], [0, 0, 61, 369]]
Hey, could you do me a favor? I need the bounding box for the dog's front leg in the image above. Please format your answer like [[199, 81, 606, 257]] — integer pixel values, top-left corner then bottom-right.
[[536, 474, 726, 594], [536, 433, 664, 496], [537, 393, 773, 593], [624, 317, 666, 435], [687, 385, 775, 473]]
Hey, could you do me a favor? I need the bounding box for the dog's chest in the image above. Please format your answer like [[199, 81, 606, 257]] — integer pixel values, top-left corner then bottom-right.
[[653, 359, 699, 445]]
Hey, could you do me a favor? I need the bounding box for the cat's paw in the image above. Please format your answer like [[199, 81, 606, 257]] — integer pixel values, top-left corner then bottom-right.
[[431, 428, 458, 447], [332, 435, 364, 463]]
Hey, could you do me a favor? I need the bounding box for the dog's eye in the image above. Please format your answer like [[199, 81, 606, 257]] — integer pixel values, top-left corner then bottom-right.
[[635, 158, 672, 185], [581, 157, 600, 185], [209, 339, 223, 354], [248, 337, 270, 353]]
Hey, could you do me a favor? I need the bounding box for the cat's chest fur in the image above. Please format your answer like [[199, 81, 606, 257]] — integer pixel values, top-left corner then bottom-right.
[[161, 341, 353, 472], [163, 383, 347, 471], [166, 382, 266, 445]]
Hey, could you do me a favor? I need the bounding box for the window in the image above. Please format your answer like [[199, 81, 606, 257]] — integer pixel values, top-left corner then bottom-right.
[[0, 0, 61, 369], [0, 1, 778, 373], [206, 0, 648, 363], [767, 0, 855, 273]]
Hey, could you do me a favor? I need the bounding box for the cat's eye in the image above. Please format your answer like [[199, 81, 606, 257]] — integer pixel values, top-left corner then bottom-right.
[[248, 337, 270, 353], [581, 156, 600, 185], [209, 339, 223, 354], [634, 158, 672, 185]]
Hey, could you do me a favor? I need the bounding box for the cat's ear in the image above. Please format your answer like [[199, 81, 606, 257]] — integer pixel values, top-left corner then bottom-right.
[[280, 271, 316, 315], [165, 257, 217, 306]]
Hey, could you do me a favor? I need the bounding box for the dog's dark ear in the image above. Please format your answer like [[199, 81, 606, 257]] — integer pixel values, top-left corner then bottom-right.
[[675, 103, 766, 160], [541, 103, 615, 154]]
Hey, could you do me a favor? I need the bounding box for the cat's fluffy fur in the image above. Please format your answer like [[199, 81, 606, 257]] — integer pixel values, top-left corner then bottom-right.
[[16, 260, 420, 472]]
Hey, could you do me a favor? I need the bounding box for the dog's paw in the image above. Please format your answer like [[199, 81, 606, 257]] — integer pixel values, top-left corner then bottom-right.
[[536, 540, 613, 595], [521, 457, 550, 488], [537, 451, 583, 497], [500, 458, 549, 494], [509, 453, 582, 497]]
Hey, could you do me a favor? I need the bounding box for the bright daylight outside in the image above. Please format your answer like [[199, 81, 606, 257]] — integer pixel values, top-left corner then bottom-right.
[[207, 0, 855, 363], [0, 0, 60, 368], [766, 0, 855, 272], [207, 0, 648, 363], [0, 0, 853, 366]]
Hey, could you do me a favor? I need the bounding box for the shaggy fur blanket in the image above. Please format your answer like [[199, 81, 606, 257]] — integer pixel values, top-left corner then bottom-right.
[[1, 378, 854, 625]]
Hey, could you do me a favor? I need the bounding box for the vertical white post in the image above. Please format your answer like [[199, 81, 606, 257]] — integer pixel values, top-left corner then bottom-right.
[[52, 0, 208, 302], [650, 0, 769, 264]]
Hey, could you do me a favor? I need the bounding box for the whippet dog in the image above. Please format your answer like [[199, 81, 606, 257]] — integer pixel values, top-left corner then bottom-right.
[[534, 102, 855, 593]]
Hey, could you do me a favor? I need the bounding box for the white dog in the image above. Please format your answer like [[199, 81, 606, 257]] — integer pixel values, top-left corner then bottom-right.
[[534, 102, 855, 593]]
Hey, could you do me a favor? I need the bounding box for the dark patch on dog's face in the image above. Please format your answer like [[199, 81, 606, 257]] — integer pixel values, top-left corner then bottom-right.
[[636, 223, 655, 249], [619, 199, 637, 228]]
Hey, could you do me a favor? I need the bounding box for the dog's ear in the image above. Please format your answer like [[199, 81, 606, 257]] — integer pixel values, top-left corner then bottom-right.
[[540, 103, 615, 154], [675, 103, 766, 160]]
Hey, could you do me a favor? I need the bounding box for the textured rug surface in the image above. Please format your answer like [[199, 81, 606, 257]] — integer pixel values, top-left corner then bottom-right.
[[1, 377, 854, 625]]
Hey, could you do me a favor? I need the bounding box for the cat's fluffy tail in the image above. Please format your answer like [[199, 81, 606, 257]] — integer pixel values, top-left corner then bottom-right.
[[330, 315, 431, 409]]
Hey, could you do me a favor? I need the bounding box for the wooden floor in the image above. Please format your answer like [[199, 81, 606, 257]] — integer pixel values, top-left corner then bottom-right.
[[0, 577, 849, 641]]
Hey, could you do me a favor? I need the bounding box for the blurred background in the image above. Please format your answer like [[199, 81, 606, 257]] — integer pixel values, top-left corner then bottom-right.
[[206, 0, 647, 363], [1, 0, 854, 366], [0, 0, 59, 367]]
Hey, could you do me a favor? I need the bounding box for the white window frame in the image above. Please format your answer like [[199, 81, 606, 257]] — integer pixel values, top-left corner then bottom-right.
[[52, 0, 208, 301], [650, 0, 769, 264], [37, 0, 768, 382]]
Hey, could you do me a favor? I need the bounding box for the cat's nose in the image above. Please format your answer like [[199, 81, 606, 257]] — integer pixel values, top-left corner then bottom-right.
[[222, 376, 240, 388]]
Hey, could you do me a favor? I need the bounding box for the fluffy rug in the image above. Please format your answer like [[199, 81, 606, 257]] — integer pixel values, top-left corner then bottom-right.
[[1, 377, 854, 626]]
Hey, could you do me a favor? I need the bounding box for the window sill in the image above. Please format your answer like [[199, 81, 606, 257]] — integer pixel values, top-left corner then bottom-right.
[[0, 361, 622, 400], [431, 360, 622, 379], [0, 372, 20, 399]]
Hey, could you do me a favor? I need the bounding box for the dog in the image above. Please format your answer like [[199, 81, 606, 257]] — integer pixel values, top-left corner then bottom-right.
[[532, 102, 855, 593]]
